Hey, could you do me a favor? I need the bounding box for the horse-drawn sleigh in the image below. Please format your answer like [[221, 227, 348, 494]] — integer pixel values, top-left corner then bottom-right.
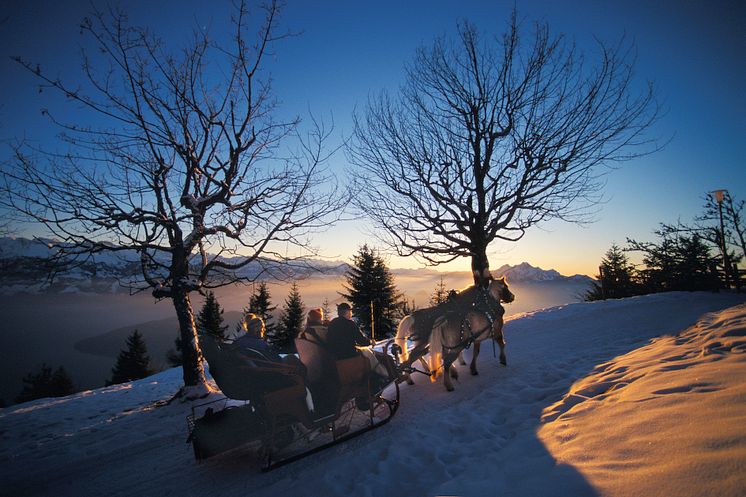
[[186, 275, 514, 470]]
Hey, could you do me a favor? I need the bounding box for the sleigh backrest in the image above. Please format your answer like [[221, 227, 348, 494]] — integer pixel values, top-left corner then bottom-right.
[[201, 334, 302, 401], [294, 336, 370, 418]]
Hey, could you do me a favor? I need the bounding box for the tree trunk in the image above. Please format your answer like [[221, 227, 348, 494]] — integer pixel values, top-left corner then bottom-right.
[[471, 245, 491, 288], [172, 288, 208, 388]]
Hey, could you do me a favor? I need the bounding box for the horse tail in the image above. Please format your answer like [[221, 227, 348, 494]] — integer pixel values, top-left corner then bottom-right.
[[428, 316, 445, 382], [395, 315, 414, 363]]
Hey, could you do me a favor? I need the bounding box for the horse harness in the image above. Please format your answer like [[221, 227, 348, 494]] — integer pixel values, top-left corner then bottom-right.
[[439, 287, 505, 354]]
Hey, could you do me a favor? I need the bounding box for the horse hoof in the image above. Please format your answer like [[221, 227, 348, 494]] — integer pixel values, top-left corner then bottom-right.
[[446, 385, 454, 392], [471, 369, 478, 376], [406, 378, 414, 385], [500, 359, 507, 366]]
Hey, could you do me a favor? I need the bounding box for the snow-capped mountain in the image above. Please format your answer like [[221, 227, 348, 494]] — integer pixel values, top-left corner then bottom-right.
[[0, 237, 591, 295], [0, 237, 349, 294], [493, 262, 592, 283]]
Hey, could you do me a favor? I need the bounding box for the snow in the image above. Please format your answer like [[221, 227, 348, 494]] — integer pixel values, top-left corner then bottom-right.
[[1, 291, 745, 496], [493, 261, 591, 283]]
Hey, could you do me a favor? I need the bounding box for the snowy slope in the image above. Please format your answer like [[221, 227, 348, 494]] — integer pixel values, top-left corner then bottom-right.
[[1, 292, 745, 497]]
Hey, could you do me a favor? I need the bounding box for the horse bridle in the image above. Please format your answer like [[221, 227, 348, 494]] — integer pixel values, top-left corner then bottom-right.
[[442, 287, 505, 353]]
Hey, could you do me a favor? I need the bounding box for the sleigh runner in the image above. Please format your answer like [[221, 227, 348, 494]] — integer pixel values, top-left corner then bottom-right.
[[187, 334, 401, 470]]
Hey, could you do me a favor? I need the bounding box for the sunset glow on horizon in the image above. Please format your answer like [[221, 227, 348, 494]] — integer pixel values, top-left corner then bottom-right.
[[1, 0, 743, 279]]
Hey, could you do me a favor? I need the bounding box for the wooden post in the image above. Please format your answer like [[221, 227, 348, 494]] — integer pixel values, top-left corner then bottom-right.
[[370, 301, 375, 343]]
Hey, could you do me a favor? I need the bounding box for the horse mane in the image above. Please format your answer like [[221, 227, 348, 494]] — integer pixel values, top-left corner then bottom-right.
[[452, 277, 499, 298], [453, 284, 478, 298]]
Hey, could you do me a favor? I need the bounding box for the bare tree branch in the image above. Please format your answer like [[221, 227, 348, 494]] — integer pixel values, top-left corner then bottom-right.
[[349, 14, 661, 286], [1, 1, 348, 392]]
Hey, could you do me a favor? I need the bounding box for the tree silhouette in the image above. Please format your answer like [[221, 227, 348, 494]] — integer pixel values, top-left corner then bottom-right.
[[628, 230, 721, 293], [246, 282, 277, 336], [108, 330, 154, 385], [273, 282, 305, 352], [16, 364, 75, 404], [165, 333, 183, 368], [196, 291, 228, 341], [321, 297, 332, 321], [429, 276, 449, 306], [585, 244, 638, 301], [698, 191, 745, 279], [350, 14, 659, 287], [1, 1, 346, 397], [341, 245, 401, 339]]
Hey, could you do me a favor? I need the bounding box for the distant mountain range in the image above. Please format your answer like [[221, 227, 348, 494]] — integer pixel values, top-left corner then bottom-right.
[[492, 262, 592, 283], [0, 236, 592, 294], [0, 236, 350, 294]]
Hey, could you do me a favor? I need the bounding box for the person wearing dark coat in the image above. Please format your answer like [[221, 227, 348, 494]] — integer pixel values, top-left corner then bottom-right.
[[234, 313, 312, 410], [234, 314, 306, 377], [233, 314, 282, 361], [325, 303, 373, 359]]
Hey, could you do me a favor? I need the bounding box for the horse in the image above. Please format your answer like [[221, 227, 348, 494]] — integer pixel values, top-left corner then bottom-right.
[[394, 275, 514, 391]]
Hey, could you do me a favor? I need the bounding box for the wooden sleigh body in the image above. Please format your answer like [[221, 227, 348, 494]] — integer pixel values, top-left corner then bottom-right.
[[187, 335, 400, 470]]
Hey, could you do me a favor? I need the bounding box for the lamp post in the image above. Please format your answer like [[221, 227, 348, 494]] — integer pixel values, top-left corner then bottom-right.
[[712, 189, 731, 288]]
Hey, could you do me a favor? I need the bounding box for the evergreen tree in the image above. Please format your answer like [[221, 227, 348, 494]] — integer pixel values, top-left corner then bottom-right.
[[429, 276, 449, 306], [585, 244, 639, 301], [398, 297, 416, 318], [628, 230, 721, 293], [246, 282, 276, 335], [321, 297, 332, 321], [341, 245, 402, 339], [196, 291, 228, 340], [107, 330, 154, 385], [16, 364, 75, 404], [676, 234, 722, 291], [272, 282, 305, 352], [165, 332, 183, 367]]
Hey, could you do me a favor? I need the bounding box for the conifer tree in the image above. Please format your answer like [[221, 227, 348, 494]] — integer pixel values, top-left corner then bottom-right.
[[16, 364, 75, 404], [321, 297, 332, 321], [585, 244, 639, 301], [196, 291, 228, 340], [341, 245, 402, 339], [628, 230, 721, 293], [108, 330, 154, 385], [246, 282, 276, 335], [429, 276, 449, 306], [165, 333, 183, 367], [272, 282, 305, 352], [398, 297, 416, 318]]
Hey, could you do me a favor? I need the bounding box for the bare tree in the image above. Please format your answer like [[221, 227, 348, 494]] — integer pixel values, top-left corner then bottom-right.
[[349, 15, 660, 287], [1, 1, 346, 397], [657, 191, 745, 280], [699, 191, 746, 264]]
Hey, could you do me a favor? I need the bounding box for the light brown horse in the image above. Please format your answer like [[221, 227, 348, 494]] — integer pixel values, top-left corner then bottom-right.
[[395, 276, 514, 391]]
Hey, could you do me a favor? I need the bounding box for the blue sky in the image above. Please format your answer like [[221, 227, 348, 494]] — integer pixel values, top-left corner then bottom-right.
[[1, 0, 744, 276]]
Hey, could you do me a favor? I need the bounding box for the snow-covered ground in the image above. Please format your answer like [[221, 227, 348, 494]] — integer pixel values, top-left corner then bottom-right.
[[1, 292, 745, 497]]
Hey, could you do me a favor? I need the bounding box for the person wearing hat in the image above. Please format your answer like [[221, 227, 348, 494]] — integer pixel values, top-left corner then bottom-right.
[[233, 313, 281, 361], [326, 303, 373, 360], [234, 313, 313, 410], [328, 303, 393, 392], [234, 313, 306, 373]]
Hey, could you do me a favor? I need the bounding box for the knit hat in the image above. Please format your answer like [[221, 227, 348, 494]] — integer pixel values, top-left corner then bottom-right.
[[307, 307, 324, 324]]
